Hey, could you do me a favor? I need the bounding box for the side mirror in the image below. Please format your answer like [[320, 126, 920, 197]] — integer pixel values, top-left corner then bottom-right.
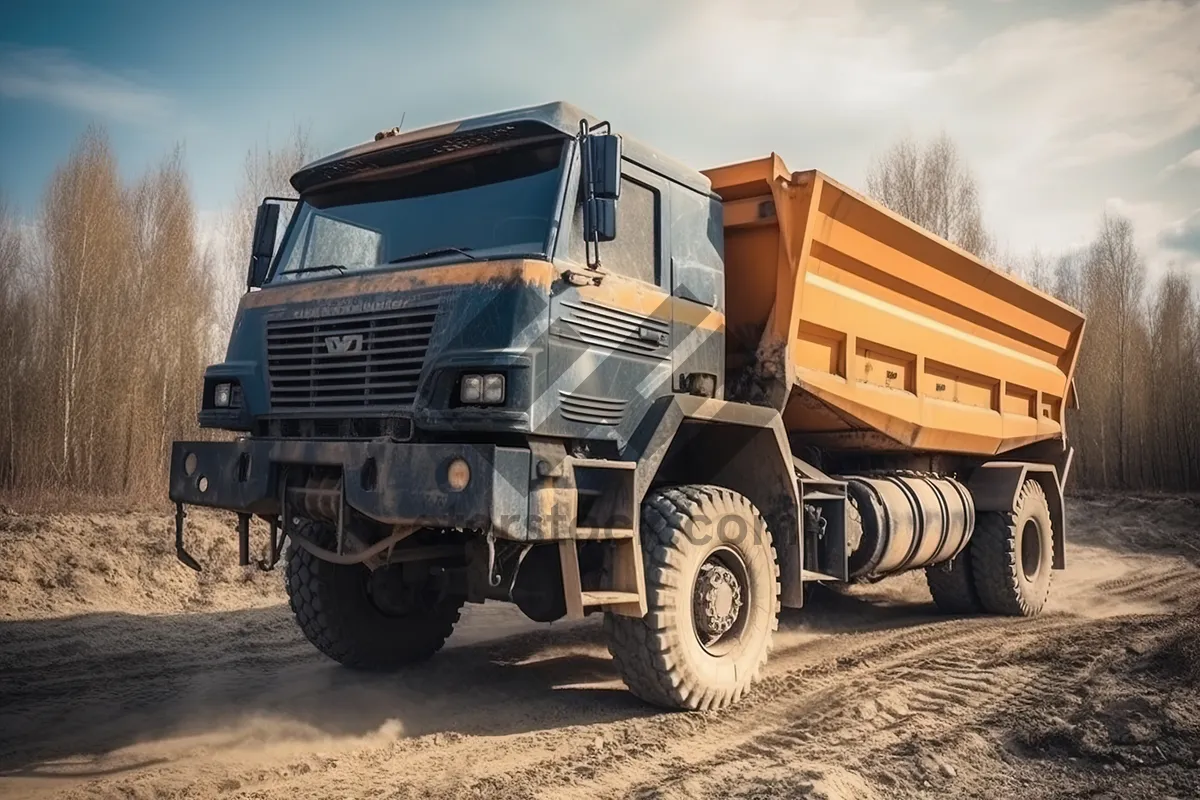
[[584, 197, 616, 243], [247, 202, 282, 289], [587, 134, 621, 199]]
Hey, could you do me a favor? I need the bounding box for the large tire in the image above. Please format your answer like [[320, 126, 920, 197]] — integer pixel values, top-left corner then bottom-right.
[[925, 547, 983, 614], [285, 521, 464, 670], [605, 485, 780, 711], [970, 479, 1054, 616]]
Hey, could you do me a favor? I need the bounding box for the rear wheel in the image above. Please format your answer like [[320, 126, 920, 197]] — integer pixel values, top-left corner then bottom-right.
[[970, 479, 1054, 616], [285, 520, 464, 669], [605, 485, 780, 710], [925, 547, 983, 614]]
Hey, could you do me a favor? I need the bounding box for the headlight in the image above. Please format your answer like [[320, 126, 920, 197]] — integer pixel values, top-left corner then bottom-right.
[[213, 383, 233, 408], [459, 373, 505, 405], [482, 374, 505, 404], [460, 374, 483, 403]]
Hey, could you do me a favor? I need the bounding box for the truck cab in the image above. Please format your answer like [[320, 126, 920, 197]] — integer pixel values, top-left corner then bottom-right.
[[215, 103, 723, 439], [182, 102, 726, 534]]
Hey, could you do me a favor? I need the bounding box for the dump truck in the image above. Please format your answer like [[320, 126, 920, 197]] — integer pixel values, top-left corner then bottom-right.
[[170, 102, 1085, 710]]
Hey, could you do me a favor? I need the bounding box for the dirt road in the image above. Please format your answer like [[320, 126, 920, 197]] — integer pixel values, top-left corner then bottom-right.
[[2, 496, 1198, 799]]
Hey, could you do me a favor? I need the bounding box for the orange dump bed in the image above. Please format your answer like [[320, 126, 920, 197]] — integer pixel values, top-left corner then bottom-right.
[[703, 155, 1085, 456]]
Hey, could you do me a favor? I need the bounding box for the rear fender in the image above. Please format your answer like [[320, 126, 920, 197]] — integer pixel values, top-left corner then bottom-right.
[[967, 461, 1065, 569]]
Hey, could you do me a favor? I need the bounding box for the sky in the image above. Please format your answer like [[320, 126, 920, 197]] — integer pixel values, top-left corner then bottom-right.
[[1, 0, 1198, 276]]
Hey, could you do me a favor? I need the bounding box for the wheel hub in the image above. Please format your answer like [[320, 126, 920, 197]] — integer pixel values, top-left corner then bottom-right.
[[368, 566, 416, 616], [694, 561, 744, 640]]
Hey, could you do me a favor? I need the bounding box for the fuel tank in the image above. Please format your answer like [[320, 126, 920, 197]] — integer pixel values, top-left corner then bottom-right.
[[845, 474, 974, 579]]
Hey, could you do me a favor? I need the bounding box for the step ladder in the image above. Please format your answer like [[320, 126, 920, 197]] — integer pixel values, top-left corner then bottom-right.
[[556, 457, 646, 619]]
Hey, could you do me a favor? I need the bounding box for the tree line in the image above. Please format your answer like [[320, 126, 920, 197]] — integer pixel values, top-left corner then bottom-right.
[[1039, 219, 1200, 491], [0, 126, 1196, 498], [0, 127, 309, 497]]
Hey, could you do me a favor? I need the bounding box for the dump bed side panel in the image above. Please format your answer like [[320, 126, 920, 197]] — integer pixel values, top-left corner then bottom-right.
[[705, 157, 1085, 456]]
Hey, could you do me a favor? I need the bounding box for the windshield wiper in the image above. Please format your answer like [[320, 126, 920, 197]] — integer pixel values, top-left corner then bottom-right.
[[279, 264, 347, 277], [388, 247, 478, 265]]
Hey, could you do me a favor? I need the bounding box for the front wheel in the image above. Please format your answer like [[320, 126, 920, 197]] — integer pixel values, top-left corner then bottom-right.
[[605, 485, 780, 710], [285, 521, 464, 670]]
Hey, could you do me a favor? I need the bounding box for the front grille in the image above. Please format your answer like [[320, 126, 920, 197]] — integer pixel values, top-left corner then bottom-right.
[[266, 306, 438, 410]]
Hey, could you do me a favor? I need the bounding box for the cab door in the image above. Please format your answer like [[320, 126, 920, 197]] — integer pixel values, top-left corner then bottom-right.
[[540, 163, 673, 448], [669, 183, 726, 398]]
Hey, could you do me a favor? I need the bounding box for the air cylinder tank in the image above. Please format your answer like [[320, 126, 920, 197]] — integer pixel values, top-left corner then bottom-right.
[[844, 475, 974, 580]]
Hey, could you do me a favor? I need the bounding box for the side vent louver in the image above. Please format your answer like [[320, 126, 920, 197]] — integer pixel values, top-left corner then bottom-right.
[[559, 391, 627, 426]]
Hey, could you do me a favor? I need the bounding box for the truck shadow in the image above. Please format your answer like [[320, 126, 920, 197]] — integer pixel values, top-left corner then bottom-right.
[[787, 581, 945, 633], [0, 589, 947, 779]]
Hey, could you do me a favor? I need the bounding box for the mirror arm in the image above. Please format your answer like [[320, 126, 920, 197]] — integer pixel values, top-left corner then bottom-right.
[[579, 120, 601, 270]]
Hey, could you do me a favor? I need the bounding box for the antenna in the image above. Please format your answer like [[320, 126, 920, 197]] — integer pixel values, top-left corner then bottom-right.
[[374, 111, 408, 142]]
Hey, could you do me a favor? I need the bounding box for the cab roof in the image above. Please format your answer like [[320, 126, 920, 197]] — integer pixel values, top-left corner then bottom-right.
[[290, 101, 712, 196]]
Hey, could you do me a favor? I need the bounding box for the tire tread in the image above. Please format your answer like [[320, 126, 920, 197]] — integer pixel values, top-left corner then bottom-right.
[[970, 480, 1053, 617], [605, 485, 780, 710], [285, 521, 462, 670]]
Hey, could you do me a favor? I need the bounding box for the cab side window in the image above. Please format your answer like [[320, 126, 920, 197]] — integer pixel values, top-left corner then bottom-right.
[[608, 178, 658, 284], [570, 175, 659, 285]]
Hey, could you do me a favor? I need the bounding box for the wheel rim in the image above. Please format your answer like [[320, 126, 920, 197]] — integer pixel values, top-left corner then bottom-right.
[[1020, 519, 1042, 580], [693, 546, 751, 656]]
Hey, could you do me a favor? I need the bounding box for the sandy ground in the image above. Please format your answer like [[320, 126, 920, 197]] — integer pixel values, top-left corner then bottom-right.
[[1, 495, 1198, 799]]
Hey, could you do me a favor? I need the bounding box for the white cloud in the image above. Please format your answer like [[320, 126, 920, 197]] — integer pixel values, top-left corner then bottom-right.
[[1158, 209, 1200, 258], [0, 45, 171, 124], [604, 0, 1198, 273], [1166, 148, 1200, 174], [892, 1, 1200, 276], [616, 1, 1198, 170], [942, 1, 1200, 171], [1097, 199, 1200, 275]]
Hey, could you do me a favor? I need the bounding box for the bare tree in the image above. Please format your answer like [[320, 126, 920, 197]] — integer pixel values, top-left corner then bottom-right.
[[41, 127, 135, 485], [121, 147, 213, 493], [0, 124, 314, 499], [1147, 272, 1196, 489], [6, 121, 1200, 501], [215, 127, 312, 336], [1093, 213, 1146, 489], [1022, 249, 1055, 293], [866, 133, 992, 259], [1053, 213, 1173, 492], [0, 195, 33, 487]]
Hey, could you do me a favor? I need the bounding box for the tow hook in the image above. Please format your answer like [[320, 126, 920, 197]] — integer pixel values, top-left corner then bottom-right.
[[175, 502, 202, 572]]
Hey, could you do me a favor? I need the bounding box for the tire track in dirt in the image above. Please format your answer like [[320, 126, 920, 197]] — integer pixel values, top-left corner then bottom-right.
[[1097, 565, 1200, 602], [298, 615, 1085, 800], [604, 617, 1091, 799]]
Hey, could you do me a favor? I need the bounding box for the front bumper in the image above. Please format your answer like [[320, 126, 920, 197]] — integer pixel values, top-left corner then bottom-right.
[[169, 438, 532, 536]]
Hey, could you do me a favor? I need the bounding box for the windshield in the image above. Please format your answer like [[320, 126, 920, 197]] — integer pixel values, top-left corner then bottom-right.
[[270, 138, 567, 282]]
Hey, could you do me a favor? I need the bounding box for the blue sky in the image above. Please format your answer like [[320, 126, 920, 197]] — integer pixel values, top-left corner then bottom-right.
[[1, 0, 1198, 274]]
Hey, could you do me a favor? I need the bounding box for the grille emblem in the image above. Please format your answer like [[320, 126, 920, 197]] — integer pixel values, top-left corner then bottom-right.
[[325, 334, 363, 354]]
